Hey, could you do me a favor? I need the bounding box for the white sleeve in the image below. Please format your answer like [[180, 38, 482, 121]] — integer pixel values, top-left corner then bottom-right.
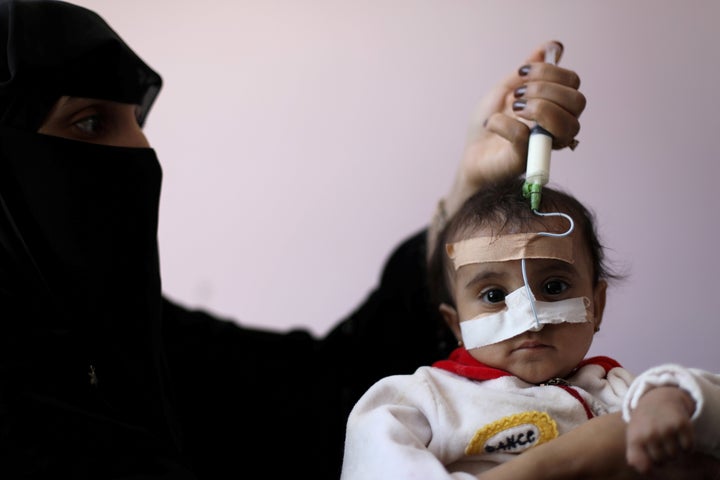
[[340, 373, 474, 480], [622, 363, 720, 457]]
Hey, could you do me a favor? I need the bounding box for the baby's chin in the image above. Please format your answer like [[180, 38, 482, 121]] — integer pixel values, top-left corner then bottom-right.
[[511, 366, 572, 386]]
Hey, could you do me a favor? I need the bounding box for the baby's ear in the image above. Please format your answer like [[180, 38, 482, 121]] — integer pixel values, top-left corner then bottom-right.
[[439, 303, 462, 344]]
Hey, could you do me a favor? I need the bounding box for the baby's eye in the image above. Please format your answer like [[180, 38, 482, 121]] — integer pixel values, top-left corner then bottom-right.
[[543, 279, 569, 296], [479, 288, 506, 304]]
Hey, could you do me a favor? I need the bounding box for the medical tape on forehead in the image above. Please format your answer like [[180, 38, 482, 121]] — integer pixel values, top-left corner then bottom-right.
[[460, 286, 591, 349], [447, 233, 574, 270]]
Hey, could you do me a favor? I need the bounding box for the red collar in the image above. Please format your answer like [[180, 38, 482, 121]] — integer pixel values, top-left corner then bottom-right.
[[432, 347, 622, 382]]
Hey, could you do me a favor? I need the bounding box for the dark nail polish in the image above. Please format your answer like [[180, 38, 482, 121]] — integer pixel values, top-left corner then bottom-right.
[[512, 100, 526, 111], [482, 118, 488, 127], [518, 65, 531, 76], [513, 85, 527, 98]]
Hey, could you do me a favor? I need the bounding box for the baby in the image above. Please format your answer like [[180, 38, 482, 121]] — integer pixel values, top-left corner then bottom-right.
[[340, 177, 720, 479]]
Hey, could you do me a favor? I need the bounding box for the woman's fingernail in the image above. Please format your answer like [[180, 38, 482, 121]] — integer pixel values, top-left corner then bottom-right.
[[518, 65, 531, 76], [513, 85, 527, 98], [482, 118, 488, 127], [512, 100, 526, 111]]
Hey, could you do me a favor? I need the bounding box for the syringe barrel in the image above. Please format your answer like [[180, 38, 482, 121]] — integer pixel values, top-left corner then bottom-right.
[[525, 125, 553, 186]]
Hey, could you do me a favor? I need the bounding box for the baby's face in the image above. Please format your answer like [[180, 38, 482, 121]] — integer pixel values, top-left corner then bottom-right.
[[451, 222, 605, 384]]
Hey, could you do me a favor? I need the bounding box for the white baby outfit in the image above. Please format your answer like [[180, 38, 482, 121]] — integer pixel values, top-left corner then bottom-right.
[[340, 349, 720, 480]]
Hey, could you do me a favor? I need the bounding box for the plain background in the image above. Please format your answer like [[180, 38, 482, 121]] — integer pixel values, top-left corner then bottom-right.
[[74, 0, 719, 374]]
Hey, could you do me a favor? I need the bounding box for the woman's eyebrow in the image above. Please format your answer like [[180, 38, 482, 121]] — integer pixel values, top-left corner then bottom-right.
[[58, 96, 83, 107], [49, 97, 88, 115], [59, 97, 107, 109]]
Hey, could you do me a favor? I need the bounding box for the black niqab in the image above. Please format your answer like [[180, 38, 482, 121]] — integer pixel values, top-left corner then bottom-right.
[[0, 1, 187, 476], [0, 2, 457, 479]]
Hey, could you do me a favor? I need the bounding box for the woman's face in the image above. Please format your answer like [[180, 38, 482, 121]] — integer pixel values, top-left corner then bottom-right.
[[38, 96, 149, 148]]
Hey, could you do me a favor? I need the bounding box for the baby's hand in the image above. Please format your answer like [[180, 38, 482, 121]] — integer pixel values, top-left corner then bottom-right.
[[625, 386, 696, 473]]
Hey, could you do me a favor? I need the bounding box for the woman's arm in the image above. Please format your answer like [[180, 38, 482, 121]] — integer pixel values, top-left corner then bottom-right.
[[477, 412, 720, 480], [477, 413, 638, 480]]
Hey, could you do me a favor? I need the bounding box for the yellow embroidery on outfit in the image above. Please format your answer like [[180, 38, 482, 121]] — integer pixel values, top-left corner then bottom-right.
[[465, 411, 558, 456]]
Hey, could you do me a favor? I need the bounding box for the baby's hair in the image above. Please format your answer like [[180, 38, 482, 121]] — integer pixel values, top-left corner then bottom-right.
[[428, 177, 623, 309]]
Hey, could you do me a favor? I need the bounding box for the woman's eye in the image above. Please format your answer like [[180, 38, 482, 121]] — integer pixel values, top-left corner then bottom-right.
[[480, 288, 506, 304], [74, 115, 102, 135], [543, 279, 569, 296]]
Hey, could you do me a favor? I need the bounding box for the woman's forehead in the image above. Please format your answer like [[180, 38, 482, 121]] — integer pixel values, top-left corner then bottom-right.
[[0, 0, 161, 129]]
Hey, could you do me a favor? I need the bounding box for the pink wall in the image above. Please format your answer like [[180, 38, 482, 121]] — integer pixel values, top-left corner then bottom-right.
[[74, 0, 719, 373]]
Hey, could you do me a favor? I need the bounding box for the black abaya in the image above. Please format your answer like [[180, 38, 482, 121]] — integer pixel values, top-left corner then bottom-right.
[[0, 1, 453, 478]]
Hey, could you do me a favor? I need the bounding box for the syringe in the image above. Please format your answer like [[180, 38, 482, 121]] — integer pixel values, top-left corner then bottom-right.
[[522, 43, 561, 211]]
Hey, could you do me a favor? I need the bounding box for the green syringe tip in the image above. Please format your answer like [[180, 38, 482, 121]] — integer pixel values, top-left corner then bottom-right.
[[522, 181, 542, 210], [530, 191, 541, 211]]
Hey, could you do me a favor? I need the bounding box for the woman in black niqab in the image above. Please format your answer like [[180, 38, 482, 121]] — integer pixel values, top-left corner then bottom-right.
[[0, 0, 192, 476], [0, 1, 459, 479]]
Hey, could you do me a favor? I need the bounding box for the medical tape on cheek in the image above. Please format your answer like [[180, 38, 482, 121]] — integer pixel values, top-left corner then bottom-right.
[[446, 233, 574, 270], [460, 287, 591, 349], [447, 232, 583, 349]]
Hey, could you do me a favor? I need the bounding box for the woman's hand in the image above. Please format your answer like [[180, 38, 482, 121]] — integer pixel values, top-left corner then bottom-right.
[[450, 39, 585, 214], [428, 40, 586, 260]]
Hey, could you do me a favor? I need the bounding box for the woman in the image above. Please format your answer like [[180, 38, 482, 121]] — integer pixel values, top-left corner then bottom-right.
[[0, 0, 586, 478]]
